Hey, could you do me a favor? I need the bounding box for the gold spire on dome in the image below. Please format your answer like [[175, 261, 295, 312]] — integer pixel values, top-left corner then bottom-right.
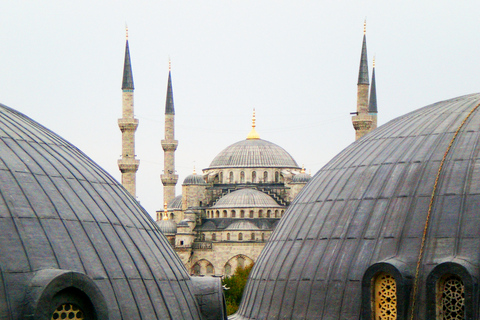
[[163, 201, 168, 220], [301, 165, 306, 174], [193, 166, 196, 175], [246, 109, 260, 140]]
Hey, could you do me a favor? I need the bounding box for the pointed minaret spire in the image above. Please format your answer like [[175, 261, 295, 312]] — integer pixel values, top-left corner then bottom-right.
[[369, 56, 378, 130], [161, 60, 179, 206], [247, 109, 260, 140], [122, 27, 134, 90], [118, 27, 139, 197], [352, 20, 374, 141]]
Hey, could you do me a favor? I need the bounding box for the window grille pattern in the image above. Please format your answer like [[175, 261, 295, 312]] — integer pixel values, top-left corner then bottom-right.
[[440, 275, 464, 320], [374, 273, 397, 319], [51, 304, 84, 320]]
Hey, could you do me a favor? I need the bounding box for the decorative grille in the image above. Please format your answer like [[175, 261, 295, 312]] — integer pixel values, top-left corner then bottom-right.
[[375, 273, 397, 320], [441, 275, 464, 320], [51, 303, 84, 320]]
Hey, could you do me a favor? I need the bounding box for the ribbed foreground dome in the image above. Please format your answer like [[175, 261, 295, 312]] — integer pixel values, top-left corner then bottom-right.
[[234, 93, 480, 319], [157, 219, 177, 234], [0, 103, 220, 319], [212, 188, 282, 208], [207, 139, 299, 169], [183, 173, 206, 185]]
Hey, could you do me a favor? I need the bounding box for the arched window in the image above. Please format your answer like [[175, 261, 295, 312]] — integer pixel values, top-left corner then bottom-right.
[[237, 256, 245, 268], [206, 264, 214, 275], [266, 210, 271, 218], [259, 210, 263, 218], [201, 234, 205, 241], [225, 264, 232, 276], [281, 210, 284, 217], [232, 210, 236, 218], [238, 233, 243, 241], [192, 264, 200, 276], [212, 233, 216, 241], [219, 172, 223, 183], [249, 210, 254, 218], [275, 210, 279, 217], [240, 210, 245, 218], [251, 233, 255, 240], [223, 210, 227, 218], [261, 233, 265, 241], [437, 275, 465, 319], [264, 171, 268, 182], [240, 171, 245, 183], [252, 171, 256, 183], [229, 171, 234, 183], [215, 210, 219, 218], [374, 273, 397, 319], [227, 233, 230, 240], [275, 171, 279, 183]]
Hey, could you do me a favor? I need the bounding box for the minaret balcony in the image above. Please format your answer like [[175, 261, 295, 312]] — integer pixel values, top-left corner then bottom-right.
[[161, 174, 179, 186], [118, 158, 140, 173], [352, 115, 373, 131], [161, 140, 178, 151], [118, 118, 139, 131]]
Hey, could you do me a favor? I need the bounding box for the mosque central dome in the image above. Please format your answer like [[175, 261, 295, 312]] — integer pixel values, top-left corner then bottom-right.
[[207, 139, 299, 169]]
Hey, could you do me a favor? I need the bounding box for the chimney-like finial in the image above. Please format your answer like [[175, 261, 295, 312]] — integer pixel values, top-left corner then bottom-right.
[[246, 109, 260, 140]]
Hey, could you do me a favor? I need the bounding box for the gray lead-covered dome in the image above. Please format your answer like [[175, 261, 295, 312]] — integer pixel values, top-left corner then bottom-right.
[[208, 139, 299, 169], [183, 173, 206, 185], [0, 103, 223, 319], [212, 188, 282, 208], [234, 93, 480, 319]]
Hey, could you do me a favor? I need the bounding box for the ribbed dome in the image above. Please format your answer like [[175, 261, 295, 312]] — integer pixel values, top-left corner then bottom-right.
[[235, 93, 480, 319], [157, 219, 177, 234], [0, 103, 207, 319], [183, 173, 206, 185], [212, 188, 282, 208], [167, 194, 182, 210], [207, 139, 299, 169], [225, 220, 260, 231], [292, 172, 311, 183]]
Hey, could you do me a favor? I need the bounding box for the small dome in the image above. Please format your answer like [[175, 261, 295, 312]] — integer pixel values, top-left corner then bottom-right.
[[207, 139, 299, 169], [292, 172, 311, 183], [157, 219, 177, 234], [212, 188, 282, 208], [167, 195, 183, 210], [178, 219, 191, 227], [183, 173, 206, 185]]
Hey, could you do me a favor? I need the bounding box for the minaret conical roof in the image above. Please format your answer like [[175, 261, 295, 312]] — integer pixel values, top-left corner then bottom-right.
[[368, 60, 377, 113], [165, 63, 175, 115], [357, 25, 369, 85], [121, 35, 134, 90]]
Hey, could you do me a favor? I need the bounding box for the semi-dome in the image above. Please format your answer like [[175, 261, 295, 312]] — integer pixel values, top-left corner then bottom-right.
[[207, 139, 299, 169], [234, 93, 480, 319], [167, 194, 182, 210], [183, 173, 206, 185], [212, 188, 282, 208], [0, 103, 224, 319]]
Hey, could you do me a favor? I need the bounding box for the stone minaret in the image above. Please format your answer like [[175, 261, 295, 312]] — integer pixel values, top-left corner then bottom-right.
[[118, 28, 140, 197], [352, 21, 373, 140], [368, 57, 378, 130], [161, 61, 178, 205]]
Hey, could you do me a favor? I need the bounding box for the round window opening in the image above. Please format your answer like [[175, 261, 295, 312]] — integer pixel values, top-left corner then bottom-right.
[[51, 303, 85, 320]]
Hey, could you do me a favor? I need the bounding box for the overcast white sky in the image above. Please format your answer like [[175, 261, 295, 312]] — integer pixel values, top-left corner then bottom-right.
[[1, 1, 479, 217]]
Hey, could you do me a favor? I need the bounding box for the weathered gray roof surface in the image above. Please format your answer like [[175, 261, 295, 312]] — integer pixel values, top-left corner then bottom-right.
[[157, 219, 177, 234], [233, 93, 480, 319], [167, 194, 182, 210], [208, 139, 299, 169], [183, 173, 206, 185], [212, 188, 283, 208], [0, 103, 206, 319], [196, 218, 278, 232]]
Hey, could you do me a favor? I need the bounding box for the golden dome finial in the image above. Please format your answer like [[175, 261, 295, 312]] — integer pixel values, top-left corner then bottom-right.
[[126, 25, 129, 40], [163, 202, 169, 220], [169, 58, 171, 72], [246, 109, 260, 140], [301, 165, 305, 174], [193, 165, 196, 175], [363, 19, 366, 34], [373, 55, 375, 68]]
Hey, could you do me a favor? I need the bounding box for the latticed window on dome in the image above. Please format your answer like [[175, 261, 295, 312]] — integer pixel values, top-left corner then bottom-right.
[[51, 304, 84, 320], [438, 275, 465, 320], [374, 273, 397, 320]]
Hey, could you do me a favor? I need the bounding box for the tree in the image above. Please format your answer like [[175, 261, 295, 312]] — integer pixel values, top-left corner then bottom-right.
[[222, 263, 254, 315]]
